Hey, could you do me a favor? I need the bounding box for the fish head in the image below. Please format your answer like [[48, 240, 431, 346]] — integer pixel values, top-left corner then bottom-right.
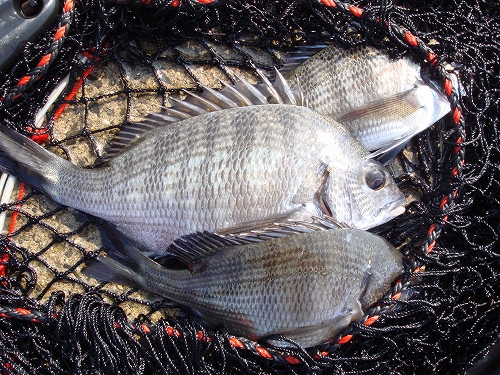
[[320, 159, 406, 229], [353, 158, 406, 228], [359, 236, 404, 310]]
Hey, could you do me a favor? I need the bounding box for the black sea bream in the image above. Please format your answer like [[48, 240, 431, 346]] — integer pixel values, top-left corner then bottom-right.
[[286, 44, 451, 155], [0, 105, 404, 255], [85, 227, 404, 347]]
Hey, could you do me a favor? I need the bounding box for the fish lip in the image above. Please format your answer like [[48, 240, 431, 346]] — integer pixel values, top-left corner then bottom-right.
[[381, 196, 406, 219]]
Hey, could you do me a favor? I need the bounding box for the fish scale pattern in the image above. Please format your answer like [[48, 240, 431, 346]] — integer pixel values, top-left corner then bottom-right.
[[6, 104, 400, 255], [290, 45, 420, 118], [138, 229, 401, 347], [0, 0, 499, 374]]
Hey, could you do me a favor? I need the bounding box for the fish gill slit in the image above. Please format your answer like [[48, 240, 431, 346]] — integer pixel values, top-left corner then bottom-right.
[[315, 166, 333, 217]]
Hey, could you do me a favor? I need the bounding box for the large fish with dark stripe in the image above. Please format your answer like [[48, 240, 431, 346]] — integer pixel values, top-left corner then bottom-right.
[[0, 104, 405, 255]]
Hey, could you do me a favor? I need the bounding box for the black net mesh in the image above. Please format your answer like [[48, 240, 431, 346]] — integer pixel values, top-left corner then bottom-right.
[[0, 0, 499, 374]]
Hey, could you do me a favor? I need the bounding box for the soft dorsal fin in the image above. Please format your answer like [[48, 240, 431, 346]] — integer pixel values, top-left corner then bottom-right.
[[267, 44, 328, 81], [101, 121, 161, 162], [166, 231, 242, 265]]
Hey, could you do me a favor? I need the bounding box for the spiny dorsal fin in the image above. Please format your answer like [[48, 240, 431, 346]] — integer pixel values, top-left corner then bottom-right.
[[100, 45, 325, 162], [168, 96, 209, 116], [101, 68, 306, 162], [190, 83, 239, 109], [246, 68, 304, 106], [163, 215, 343, 265], [272, 68, 300, 105], [231, 73, 270, 105], [181, 89, 222, 111], [217, 78, 256, 106]]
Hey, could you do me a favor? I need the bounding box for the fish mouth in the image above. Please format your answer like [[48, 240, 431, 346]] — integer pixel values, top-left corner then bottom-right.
[[381, 196, 406, 219]]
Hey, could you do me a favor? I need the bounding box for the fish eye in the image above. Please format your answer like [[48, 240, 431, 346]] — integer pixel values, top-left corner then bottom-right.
[[365, 168, 386, 191]]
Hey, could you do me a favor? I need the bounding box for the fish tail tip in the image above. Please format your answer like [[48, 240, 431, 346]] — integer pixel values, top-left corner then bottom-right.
[[0, 124, 63, 194]]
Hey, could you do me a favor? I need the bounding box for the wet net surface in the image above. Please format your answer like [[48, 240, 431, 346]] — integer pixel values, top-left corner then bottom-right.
[[0, 0, 499, 374]]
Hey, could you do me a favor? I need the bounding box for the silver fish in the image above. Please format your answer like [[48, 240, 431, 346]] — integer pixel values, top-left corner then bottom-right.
[[286, 44, 451, 156], [84, 226, 404, 347], [0, 105, 405, 255], [153, 44, 451, 159]]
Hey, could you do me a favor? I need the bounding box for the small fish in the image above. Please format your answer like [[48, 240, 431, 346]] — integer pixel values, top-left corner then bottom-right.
[[84, 225, 404, 347], [0, 104, 405, 255], [154, 44, 451, 161]]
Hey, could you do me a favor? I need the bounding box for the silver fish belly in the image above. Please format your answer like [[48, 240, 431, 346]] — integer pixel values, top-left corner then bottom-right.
[[0, 105, 405, 254], [84, 227, 404, 348]]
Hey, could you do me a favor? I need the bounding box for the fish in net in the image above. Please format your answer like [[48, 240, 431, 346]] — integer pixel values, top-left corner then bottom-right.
[[0, 0, 498, 374]]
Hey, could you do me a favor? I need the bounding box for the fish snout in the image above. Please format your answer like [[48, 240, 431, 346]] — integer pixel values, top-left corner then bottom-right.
[[381, 195, 407, 220]]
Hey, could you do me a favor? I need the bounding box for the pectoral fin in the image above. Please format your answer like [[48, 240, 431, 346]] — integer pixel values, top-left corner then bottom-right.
[[358, 270, 373, 310], [367, 132, 416, 165], [215, 209, 303, 237], [340, 86, 445, 163], [338, 87, 425, 125]]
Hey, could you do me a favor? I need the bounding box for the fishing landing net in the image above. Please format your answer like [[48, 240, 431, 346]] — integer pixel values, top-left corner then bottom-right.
[[0, 0, 498, 373]]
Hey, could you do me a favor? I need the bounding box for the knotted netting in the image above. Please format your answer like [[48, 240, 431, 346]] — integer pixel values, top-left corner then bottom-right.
[[0, 0, 499, 374]]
